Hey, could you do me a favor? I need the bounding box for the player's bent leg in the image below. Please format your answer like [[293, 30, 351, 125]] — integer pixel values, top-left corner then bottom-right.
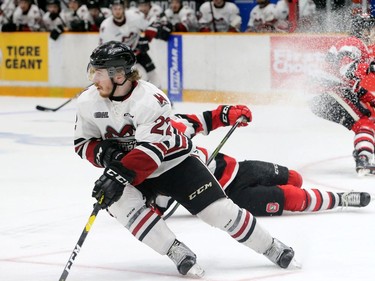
[[196, 198, 295, 268], [108, 185, 205, 277], [108, 185, 176, 255]]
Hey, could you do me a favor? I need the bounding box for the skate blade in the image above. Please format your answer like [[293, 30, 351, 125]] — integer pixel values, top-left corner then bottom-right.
[[357, 168, 373, 177], [288, 258, 302, 270], [186, 263, 205, 278]]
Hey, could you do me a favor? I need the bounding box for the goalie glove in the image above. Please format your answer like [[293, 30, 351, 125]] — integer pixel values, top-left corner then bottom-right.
[[92, 161, 136, 209]]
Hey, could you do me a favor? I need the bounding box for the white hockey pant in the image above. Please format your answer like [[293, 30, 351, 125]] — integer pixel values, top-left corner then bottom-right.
[[197, 198, 273, 254], [108, 185, 176, 255]]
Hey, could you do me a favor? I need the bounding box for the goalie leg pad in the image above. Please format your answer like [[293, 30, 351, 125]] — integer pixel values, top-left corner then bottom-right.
[[108, 185, 176, 255], [197, 198, 272, 254]]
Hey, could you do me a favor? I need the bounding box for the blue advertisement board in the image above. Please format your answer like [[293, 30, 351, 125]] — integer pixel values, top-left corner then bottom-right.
[[167, 35, 183, 102]]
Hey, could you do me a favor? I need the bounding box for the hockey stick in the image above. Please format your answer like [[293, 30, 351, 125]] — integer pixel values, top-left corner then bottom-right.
[[59, 196, 103, 281], [163, 115, 246, 220], [36, 85, 92, 112]]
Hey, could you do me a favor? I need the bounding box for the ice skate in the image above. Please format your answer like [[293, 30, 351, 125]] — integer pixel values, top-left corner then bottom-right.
[[353, 152, 375, 176], [339, 191, 371, 207], [167, 239, 205, 278], [263, 238, 295, 269]]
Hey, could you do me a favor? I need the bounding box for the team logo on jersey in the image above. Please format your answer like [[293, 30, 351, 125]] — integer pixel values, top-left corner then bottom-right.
[[154, 93, 169, 107], [94, 112, 109, 118], [266, 203, 280, 213], [105, 124, 135, 139]]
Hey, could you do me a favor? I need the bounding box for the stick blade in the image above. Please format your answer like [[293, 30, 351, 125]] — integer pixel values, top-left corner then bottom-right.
[[36, 105, 54, 112]]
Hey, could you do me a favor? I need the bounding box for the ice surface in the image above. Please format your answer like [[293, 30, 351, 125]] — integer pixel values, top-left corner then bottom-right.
[[0, 96, 374, 281]]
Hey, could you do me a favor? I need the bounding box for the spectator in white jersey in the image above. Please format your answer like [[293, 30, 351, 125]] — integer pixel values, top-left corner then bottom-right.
[[86, 0, 110, 31], [199, 0, 242, 32], [74, 41, 296, 278], [164, 0, 199, 32], [42, 0, 66, 40], [12, 0, 44, 31], [136, 0, 162, 24], [246, 0, 280, 32], [0, 0, 16, 31], [135, 0, 173, 41], [60, 0, 90, 31], [99, 0, 163, 88]]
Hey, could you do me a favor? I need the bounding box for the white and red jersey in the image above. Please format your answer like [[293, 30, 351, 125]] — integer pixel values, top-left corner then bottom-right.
[[99, 9, 149, 49], [326, 36, 371, 87], [42, 12, 65, 31], [171, 110, 239, 189], [164, 5, 199, 32], [199, 1, 242, 32], [60, 4, 90, 31], [0, 0, 16, 27], [140, 3, 163, 24], [247, 3, 277, 32], [74, 82, 193, 186], [12, 4, 44, 31]]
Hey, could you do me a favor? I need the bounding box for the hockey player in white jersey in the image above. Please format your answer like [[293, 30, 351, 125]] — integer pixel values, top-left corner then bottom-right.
[[12, 0, 44, 31], [199, 0, 242, 32], [246, 0, 278, 32], [164, 0, 199, 32], [74, 41, 296, 277], [99, 0, 161, 88], [60, 0, 90, 31], [43, 0, 66, 40], [136, 0, 163, 24]]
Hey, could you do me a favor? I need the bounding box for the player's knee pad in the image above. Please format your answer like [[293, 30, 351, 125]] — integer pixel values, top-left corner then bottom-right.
[[278, 184, 307, 212]]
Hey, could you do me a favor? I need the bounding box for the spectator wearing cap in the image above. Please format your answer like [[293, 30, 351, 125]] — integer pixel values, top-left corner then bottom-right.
[[86, 0, 110, 31], [164, 0, 199, 32], [12, 0, 44, 31], [60, 0, 90, 31]]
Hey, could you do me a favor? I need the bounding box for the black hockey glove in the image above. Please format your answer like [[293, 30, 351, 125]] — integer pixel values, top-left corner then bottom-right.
[[92, 161, 136, 209], [50, 25, 64, 41], [156, 22, 173, 41], [135, 37, 150, 54], [368, 61, 375, 74], [94, 139, 125, 168]]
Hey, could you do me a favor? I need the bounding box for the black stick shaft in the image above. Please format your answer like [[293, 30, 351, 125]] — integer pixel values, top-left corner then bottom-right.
[[58, 203, 101, 281]]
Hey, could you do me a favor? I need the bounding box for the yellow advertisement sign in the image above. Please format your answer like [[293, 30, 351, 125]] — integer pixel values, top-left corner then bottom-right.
[[0, 33, 48, 81]]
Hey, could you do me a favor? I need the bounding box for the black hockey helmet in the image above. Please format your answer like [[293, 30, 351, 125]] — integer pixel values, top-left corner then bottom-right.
[[110, 0, 125, 6], [87, 0, 100, 9], [46, 0, 60, 6], [89, 41, 136, 76], [351, 14, 375, 38]]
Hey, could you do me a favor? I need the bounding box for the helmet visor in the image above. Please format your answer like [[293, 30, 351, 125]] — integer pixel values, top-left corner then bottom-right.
[[87, 64, 111, 82]]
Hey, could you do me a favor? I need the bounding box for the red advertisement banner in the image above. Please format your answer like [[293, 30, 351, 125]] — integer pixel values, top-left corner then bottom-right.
[[270, 35, 344, 90]]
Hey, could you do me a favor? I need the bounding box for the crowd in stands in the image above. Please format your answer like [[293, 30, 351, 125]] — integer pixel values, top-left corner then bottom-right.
[[0, 0, 365, 36]]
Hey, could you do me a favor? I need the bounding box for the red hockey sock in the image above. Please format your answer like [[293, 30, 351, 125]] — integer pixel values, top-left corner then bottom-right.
[[287, 170, 303, 188], [278, 184, 307, 211]]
